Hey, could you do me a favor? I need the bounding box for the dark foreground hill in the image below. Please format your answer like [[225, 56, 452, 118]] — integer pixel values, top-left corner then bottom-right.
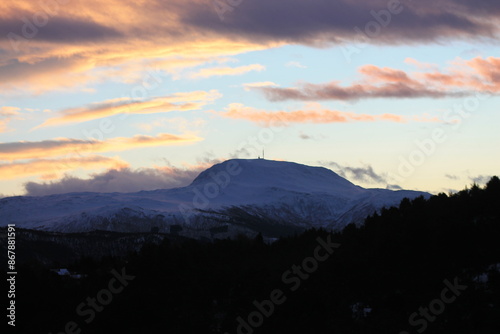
[[7, 177, 500, 334]]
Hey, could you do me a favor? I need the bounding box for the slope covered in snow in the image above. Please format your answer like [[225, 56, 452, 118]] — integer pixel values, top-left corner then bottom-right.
[[0, 159, 430, 237]]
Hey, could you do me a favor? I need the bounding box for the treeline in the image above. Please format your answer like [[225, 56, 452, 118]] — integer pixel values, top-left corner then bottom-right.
[[13, 177, 500, 333]]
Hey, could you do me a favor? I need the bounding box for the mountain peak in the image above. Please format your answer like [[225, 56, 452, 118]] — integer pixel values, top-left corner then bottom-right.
[[190, 159, 362, 195]]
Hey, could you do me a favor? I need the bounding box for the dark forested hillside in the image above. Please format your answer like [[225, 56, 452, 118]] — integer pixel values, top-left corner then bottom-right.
[[8, 177, 500, 334]]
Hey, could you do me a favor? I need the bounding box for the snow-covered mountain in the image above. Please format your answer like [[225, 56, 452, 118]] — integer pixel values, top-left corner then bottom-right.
[[0, 159, 430, 238]]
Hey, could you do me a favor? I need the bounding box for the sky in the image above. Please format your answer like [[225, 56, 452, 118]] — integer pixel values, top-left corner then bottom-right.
[[1, 0, 499, 197]]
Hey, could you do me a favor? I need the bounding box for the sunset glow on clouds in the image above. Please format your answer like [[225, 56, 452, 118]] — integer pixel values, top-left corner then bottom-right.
[[37, 90, 222, 127], [0, 155, 129, 181], [0, 107, 21, 133], [217, 103, 441, 126], [256, 58, 500, 102], [0, 133, 203, 161], [0, 0, 499, 196]]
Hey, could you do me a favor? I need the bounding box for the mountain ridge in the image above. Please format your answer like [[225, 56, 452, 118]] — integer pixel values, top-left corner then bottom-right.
[[0, 159, 430, 237]]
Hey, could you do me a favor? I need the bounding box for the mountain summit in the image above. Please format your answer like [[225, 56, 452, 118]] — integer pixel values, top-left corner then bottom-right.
[[0, 159, 429, 238], [191, 159, 363, 195]]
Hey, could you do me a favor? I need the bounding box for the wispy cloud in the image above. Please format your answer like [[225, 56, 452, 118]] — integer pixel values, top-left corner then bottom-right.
[[0, 155, 129, 180], [320, 161, 388, 184], [322, 161, 404, 191], [189, 64, 265, 79], [0, 107, 21, 132], [216, 103, 441, 126], [256, 57, 500, 102], [0, 133, 203, 161], [404, 58, 439, 71], [386, 184, 403, 190], [286, 61, 307, 68], [242, 81, 279, 91], [299, 132, 312, 140], [36, 90, 221, 127]]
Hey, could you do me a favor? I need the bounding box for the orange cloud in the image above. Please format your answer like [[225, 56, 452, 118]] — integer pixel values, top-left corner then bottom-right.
[[0, 0, 275, 94], [0, 133, 203, 161], [190, 64, 265, 79], [37, 90, 221, 127], [404, 57, 440, 71], [465, 57, 500, 92], [1, 0, 498, 94], [258, 57, 500, 102], [0, 106, 21, 132], [242, 81, 279, 91], [359, 65, 414, 84], [0, 155, 129, 180], [359, 57, 500, 94], [0, 43, 271, 93], [216, 103, 440, 126]]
